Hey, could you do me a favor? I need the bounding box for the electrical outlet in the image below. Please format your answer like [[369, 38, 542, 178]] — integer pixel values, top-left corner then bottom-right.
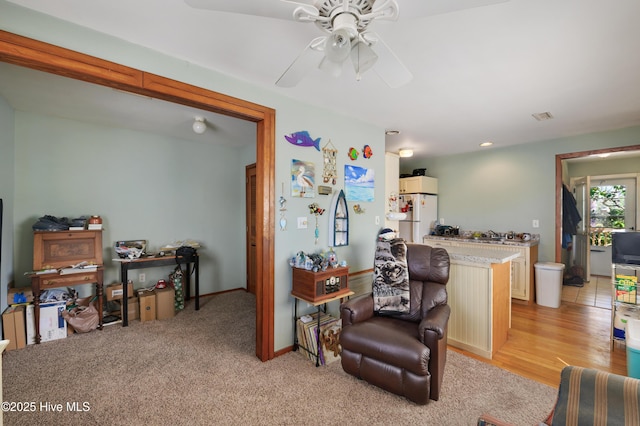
[[375, 216, 380, 225], [440, 218, 445, 225], [532, 219, 539, 228], [139, 273, 146, 283]]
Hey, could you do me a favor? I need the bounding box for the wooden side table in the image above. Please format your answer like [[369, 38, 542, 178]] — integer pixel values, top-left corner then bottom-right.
[[116, 254, 200, 326], [291, 266, 352, 366]]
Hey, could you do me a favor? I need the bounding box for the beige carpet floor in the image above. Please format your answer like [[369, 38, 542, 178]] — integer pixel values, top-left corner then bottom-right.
[[2, 290, 556, 425]]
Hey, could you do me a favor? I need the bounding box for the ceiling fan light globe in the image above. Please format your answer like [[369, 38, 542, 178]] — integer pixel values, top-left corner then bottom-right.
[[324, 28, 352, 63]]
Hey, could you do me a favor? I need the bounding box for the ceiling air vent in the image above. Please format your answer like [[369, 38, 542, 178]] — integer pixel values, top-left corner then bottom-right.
[[532, 112, 554, 121]]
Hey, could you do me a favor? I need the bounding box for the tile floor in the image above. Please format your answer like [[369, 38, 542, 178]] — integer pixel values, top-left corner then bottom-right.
[[561, 275, 612, 309]]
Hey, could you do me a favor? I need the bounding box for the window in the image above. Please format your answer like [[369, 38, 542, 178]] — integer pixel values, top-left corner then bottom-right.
[[590, 182, 629, 246]]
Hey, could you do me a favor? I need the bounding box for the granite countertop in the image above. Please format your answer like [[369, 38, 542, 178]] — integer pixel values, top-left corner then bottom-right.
[[424, 234, 539, 247], [443, 246, 521, 265]]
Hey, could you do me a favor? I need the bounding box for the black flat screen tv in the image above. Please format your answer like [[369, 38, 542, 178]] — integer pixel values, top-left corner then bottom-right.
[[612, 232, 640, 265]]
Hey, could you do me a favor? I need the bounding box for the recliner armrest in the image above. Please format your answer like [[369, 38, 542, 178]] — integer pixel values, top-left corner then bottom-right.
[[340, 294, 374, 326], [419, 304, 450, 341]]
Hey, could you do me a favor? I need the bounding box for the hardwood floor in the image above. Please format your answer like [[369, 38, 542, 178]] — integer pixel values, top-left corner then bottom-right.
[[449, 297, 627, 388]]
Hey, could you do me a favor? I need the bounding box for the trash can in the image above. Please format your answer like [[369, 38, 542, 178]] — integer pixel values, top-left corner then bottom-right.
[[535, 262, 565, 308], [627, 319, 640, 378]]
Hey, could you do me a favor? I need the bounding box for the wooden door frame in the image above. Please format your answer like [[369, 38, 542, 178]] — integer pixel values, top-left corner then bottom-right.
[[0, 30, 276, 361], [554, 144, 640, 263], [245, 163, 257, 295]]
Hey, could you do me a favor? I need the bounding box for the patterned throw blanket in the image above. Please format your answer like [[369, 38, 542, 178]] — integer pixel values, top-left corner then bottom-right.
[[373, 237, 410, 315]]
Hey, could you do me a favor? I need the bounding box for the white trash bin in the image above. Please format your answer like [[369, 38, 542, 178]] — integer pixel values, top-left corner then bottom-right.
[[535, 262, 565, 308]]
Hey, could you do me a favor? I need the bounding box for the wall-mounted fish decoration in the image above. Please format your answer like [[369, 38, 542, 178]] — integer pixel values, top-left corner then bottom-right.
[[363, 144, 373, 159], [348, 147, 359, 160], [285, 131, 321, 151]]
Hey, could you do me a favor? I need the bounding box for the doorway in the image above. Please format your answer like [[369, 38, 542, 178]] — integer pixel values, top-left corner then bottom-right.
[[0, 31, 276, 361], [556, 146, 640, 308]]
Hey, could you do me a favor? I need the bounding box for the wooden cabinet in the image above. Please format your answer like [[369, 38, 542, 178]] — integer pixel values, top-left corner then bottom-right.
[[399, 176, 438, 194], [30, 230, 104, 343], [424, 237, 538, 303], [447, 260, 511, 359], [291, 266, 350, 304], [33, 230, 103, 270]]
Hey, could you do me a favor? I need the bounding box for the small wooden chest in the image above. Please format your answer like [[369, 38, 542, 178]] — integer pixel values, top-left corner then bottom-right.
[[291, 266, 349, 303]]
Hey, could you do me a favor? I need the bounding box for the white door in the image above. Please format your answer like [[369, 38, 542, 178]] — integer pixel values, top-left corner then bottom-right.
[[572, 177, 590, 280]]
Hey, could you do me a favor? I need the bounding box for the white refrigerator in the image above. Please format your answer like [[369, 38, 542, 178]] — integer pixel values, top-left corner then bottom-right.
[[398, 194, 438, 243]]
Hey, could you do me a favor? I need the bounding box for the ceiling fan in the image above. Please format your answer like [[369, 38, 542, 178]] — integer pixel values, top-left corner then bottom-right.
[[185, 0, 509, 88]]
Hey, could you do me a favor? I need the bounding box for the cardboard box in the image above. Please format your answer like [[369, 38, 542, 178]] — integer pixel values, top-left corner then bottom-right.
[[8, 286, 33, 305], [105, 282, 134, 301], [139, 291, 156, 322], [2, 305, 27, 351], [122, 297, 139, 321], [616, 275, 638, 304], [155, 287, 175, 320], [26, 301, 67, 344]]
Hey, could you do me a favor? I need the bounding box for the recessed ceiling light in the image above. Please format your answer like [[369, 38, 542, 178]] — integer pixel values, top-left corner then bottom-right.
[[532, 112, 554, 121], [479, 142, 493, 147], [398, 148, 413, 158], [385, 130, 401, 135]]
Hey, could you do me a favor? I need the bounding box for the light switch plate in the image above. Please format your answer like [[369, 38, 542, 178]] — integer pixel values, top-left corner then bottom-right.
[[297, 217, 308, 229]]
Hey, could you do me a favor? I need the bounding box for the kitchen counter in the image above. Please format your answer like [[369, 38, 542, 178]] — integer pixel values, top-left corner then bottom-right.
[[424, 235, 539, 303], [445, 245, 520, 265], [425, 234, 539, 248], [433, 243, 515, 359]]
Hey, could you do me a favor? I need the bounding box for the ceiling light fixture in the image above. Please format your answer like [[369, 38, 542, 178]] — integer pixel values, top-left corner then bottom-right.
[[385, 130, 401, 135], [192, 116, 206, 134], [398, 149, 413, 158], [479, 142, 493, 147]]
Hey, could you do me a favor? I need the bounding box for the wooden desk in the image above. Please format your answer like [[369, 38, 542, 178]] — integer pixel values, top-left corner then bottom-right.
[[117, 254, 199, 326], [30, 267, 104, 344]]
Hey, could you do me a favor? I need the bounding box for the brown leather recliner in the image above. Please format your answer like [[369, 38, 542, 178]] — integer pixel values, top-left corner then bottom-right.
[[339, 243, 450, 405]]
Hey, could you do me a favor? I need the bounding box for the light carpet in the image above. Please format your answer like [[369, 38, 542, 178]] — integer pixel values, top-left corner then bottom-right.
[[2, 290, 557, 425]]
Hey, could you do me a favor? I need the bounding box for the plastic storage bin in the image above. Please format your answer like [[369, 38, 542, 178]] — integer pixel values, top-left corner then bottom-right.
[[535, 262, 565, 308], [627, 319, 640, 378]]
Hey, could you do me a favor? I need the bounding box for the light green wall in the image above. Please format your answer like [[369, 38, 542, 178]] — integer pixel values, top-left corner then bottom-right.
[[0, 94, 15, 310], [12, 111, 251, 296], [401, 126, 640, 262], [0, 2, 386, 351], [568, 156, 640, 178]]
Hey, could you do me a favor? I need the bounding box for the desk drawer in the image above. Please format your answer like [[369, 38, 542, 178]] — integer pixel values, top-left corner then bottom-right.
[[40, 273, 99, 288]]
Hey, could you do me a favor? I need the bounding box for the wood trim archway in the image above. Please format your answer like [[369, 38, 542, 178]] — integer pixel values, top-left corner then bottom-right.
[[0, 30, 276, 361], [555, 144, 640, 263]]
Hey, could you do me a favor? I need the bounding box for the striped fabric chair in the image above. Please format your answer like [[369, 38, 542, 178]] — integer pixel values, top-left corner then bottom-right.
[[478, 366, 640, 426]]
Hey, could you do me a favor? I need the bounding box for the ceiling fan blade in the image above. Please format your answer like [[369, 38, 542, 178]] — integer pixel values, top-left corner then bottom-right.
[[276, 37, 326, 87], [184, 0, 316, 20], [400, 0, 509, 18], [364, 33, 412, 88]]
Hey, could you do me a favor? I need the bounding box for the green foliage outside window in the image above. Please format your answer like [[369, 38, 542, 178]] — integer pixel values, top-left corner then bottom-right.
[[589, 185, 626, 246]]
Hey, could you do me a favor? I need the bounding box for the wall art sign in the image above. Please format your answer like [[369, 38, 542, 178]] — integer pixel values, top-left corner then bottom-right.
[[292, 159, 315, 198], [344, 165, 374, 202]]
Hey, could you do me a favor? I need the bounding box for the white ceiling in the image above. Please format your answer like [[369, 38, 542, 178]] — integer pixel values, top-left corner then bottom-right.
[[3, 0, 640, 160]]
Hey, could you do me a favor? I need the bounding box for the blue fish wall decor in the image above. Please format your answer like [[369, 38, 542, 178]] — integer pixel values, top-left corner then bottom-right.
[[285, 131, 321, 151]]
